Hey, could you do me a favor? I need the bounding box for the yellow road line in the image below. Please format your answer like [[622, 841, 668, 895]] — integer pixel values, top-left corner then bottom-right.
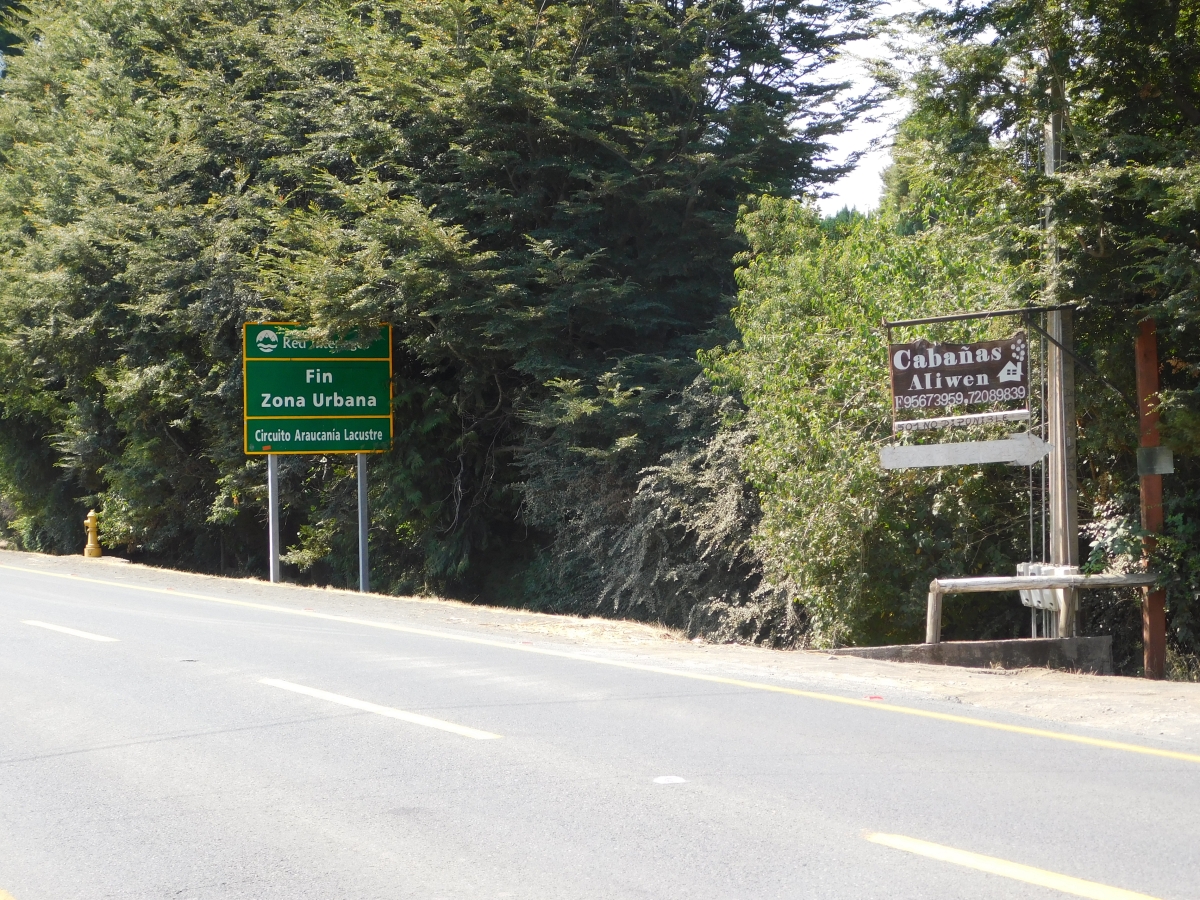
[[866, 833, 1161, 900], [5, 562, 1200, 765], [21, 620, 119, 642], [260, 678, 501, 740], [1, 890, 17, 900]]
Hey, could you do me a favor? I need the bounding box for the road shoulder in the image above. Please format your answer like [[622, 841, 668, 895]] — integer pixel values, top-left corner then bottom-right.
[[4, 548, 1199, 749]]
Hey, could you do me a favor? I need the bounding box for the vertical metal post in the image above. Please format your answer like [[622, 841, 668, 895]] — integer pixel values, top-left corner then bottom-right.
[[925, 585, 942, 645], [1136, 319, 1166, 679], [1045, 107, 1079, 638], [357, 453, 369, 593], [267, 453, 281, 584]]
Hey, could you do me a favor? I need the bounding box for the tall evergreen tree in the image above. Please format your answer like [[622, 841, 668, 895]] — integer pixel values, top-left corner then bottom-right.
[[0, 0, 871, 629], [910, 0, 1200, 670], [715, 0, 1200, 668]]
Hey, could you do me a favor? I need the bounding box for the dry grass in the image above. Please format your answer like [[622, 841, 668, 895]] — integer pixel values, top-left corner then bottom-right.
[[1168, 647, 1200, 682]]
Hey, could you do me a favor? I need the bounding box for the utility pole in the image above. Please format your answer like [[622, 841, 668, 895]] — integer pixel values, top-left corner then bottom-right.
[[1136, 320, 1167, 679], [1044, 102, 1079, 637]]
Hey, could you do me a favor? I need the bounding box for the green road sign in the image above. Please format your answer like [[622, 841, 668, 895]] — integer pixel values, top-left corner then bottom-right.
[[243, 323, 392, 454]]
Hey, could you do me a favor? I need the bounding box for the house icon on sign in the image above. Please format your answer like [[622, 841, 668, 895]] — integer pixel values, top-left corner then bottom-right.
[[997, 359, 1022, 382]]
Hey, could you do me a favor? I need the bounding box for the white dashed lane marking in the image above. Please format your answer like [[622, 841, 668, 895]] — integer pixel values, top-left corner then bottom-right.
[[866, 832, 1161, 900], [260, 678, 501, 740], [22, 620, 119, 642]]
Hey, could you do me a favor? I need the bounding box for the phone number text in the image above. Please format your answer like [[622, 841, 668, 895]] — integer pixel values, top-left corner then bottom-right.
[[894, 385, 1027, 410]]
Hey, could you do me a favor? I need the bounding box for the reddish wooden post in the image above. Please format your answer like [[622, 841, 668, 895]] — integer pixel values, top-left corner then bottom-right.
[[1135, 319, 1166, 679]]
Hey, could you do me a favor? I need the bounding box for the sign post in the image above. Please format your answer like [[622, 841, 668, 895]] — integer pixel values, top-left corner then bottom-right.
[[1042, 105, 1082, 637], [1046, 310, 1079, 636], [268, 453, 281, 584], [244, 323, 393, 590], [882, 321, 1052, 642], [357, 453, 370, 593]]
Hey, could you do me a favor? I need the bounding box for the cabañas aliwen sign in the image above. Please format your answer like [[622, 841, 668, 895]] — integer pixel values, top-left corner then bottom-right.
[[888, 332, 1028, 415]]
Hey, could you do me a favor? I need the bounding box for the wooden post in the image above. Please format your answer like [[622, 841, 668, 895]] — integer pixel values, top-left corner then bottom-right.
[[1047, 310, 1079, 636], [1136, 319, 1166, 679], [1044, 103, 1080, 638]]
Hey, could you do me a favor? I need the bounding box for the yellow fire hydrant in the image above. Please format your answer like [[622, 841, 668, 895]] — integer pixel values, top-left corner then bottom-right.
[[83, 510, 102, 558]]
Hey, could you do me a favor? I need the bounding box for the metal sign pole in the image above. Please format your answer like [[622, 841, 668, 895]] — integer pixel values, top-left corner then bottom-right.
[[357, 453, 369, 593], [267, 453, 281, 583]]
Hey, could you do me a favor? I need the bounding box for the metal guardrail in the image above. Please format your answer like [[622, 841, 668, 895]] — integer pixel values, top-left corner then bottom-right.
[[925, 573, 1157, 644]]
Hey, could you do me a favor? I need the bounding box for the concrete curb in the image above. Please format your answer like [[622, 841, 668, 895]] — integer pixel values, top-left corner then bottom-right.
[[830, 636, 1114, 675]]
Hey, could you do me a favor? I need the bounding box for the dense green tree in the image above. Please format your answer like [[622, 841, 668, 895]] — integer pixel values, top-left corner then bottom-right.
[[0, 0, 870, 630], [710, 197, 1039, 647], [716, 0, 1200, 668], [912, 0, 1200, 671]]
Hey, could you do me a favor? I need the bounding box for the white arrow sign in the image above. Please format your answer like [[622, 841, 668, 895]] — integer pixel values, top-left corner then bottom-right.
[[880, 432, 1052, 470]]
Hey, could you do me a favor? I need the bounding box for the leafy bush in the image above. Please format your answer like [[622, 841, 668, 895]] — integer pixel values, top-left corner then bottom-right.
[[712, 0, 1200, 664], [709, 197, 1042, 647]]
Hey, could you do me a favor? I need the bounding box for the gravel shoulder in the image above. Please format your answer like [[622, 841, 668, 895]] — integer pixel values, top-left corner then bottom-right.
[[6, 548, 1200, 750]]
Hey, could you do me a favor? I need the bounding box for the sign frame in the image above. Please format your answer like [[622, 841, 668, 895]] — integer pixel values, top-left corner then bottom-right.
[[242, 322, 393, 456]]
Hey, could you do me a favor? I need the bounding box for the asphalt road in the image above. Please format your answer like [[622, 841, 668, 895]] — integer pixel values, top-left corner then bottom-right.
[[2, 555, 1198, 899]]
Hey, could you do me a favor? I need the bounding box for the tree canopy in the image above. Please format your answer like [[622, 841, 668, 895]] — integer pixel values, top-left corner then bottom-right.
[[710, 0, 1200, 670], [0, 0, 869, 622], [3, 0, 1198, 674]]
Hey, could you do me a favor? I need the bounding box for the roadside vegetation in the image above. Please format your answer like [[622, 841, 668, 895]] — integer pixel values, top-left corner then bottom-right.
[[1, 0, 1197, 674]]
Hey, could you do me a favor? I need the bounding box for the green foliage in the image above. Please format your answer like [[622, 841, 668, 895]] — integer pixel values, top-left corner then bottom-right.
[[710, 198, 1038, 647], [521, 373, 797, 642], [0, 0, 869, 631], [716, 0, 1200, 663], [0, 1, 22, 62], [912, 0, 1200, 669]]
